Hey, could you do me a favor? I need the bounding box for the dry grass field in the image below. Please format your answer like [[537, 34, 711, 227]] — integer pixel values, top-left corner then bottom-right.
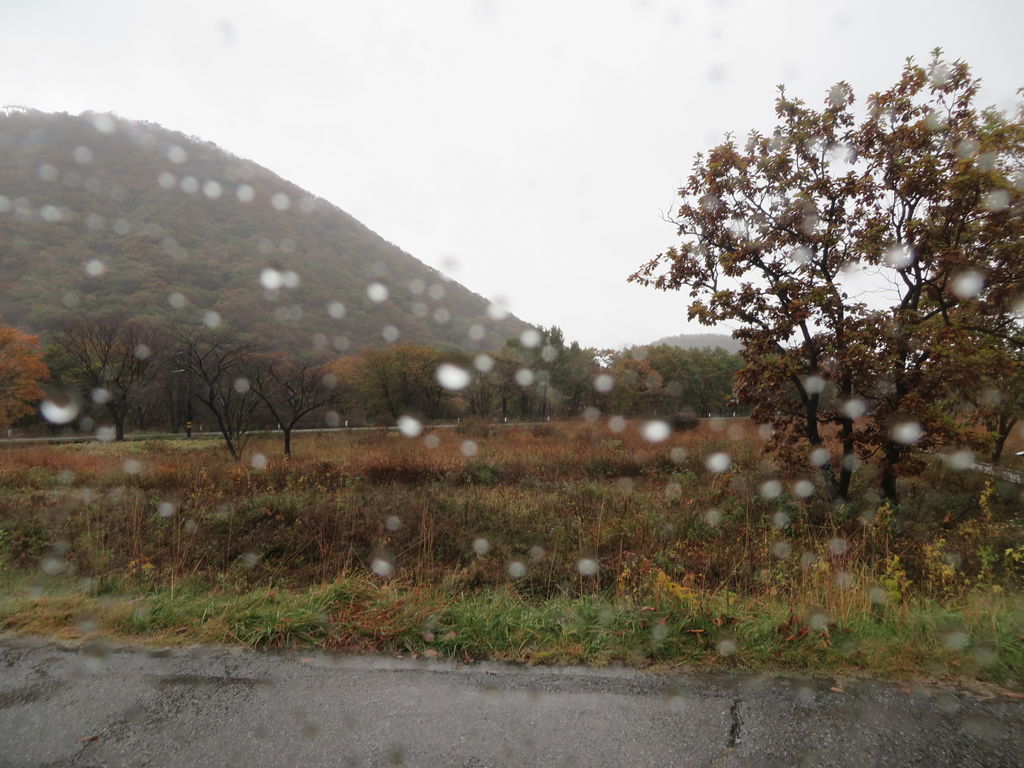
[[1, 419, 1022, 685]]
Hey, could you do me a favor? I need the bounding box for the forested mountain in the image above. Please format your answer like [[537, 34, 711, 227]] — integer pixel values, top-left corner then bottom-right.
[[0, 108, 530, 355], [648, 333, 742, 354]]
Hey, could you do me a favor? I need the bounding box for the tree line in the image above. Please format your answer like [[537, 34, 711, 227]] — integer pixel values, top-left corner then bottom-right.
[[0, 316, 743, 458]]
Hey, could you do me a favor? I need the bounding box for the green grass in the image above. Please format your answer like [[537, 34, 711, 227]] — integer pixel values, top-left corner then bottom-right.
[[2, 575, 1021, 688]]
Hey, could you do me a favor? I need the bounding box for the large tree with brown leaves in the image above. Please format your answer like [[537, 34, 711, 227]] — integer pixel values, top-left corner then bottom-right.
[[632, 51, 1023, 504]]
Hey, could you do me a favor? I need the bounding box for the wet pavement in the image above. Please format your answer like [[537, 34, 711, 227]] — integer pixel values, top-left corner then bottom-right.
[[1, 637, 1021, 767]]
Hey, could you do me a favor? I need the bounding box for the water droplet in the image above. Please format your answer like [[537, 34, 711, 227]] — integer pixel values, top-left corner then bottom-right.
[[576, 558, 598, 576], [271, 192, 291, 211], [233, 377, 250, 394], [891, 421, 922, 445], [883, 245, 913, 270], [641, 420, 670, 443], [789, 246, 811, 265], [90, 113, 116, 134], [485, 299, 505, 319], [982, 189, 1010, 212], [951, 271, 984, 299], [771, 541, 791, 558], [180, 176, 199, 194], [593, 373, 614, 393], [37, 163, 58, 182], [472, 538, 491, 555], [704, 509, 722, 527], [383, 516, 402, 532], [809, 447, 830, 467], [468, 324, 486, 341], [473, 354, 494, 373], [91, 388, 111, 405], [260, 268, 283, 290], [432, 307, 450, 324], [669, 446, 687, 463], [423, 434, 440, 449], [250, 453, 268, 470], [716, 638, 737, 657], [202, 180, 223, 199], [868, 587, 887, 605], [397, 415, 422, 437], [437, 363, 471, 391], [366, 282, 389, 303], [942, 630, 969, 652], [85, 259, 107, 277], [123, 459, 141, 475], [841, 399, 865, 419], [759, 479, 783, 499], [371, 558, 393, 577], [792, 479, 814, 498], [507, 561, 526, 579], [607, 415, 626, 433], [157, 501, 177, 518], [382, 326, 399, 343], [158, 171, 176, 189], [203, 311, 222, 328], [829, 538, 848, 556], [40, 204, 62, 222], [803, 375, 825, 395], [168, 292, 188, 309], [96, 426, 116, 442], [808, 610, 830, 632], [947, 449, 974, 471], [428, 283, 445, 301], [514, 368, 535, 387], [167, 145, 187, 164], [772, 511, 790, 529], [460, 440, 478, 457], [134, 344, 151, 360], [705, 452, 731, 473], [40, 399, 79, 424], [520, 329, 541, 348]]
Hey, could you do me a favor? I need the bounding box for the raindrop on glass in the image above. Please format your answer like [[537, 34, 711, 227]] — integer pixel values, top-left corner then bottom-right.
[[40, 399, 79, 424], [366, 282, 389, 303], [641, 420, 670, 443], [705, 452, 731, 473], [397, 415, 423, 437], [436, 363, 471, 391]]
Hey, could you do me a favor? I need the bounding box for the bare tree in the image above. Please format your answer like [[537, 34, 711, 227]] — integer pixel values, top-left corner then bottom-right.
[[54, 317, 162, 440], [177, 328, 264, 461], [250, 355, 336, 457]]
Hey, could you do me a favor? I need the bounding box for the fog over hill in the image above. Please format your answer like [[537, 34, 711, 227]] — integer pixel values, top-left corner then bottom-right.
[[0, 108, 531, 355], [648, 333, 742, 354]]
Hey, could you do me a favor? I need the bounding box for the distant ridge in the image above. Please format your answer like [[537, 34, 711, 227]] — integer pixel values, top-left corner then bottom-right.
[[648, 333, 742, 354], [0, 109, 532, 355]]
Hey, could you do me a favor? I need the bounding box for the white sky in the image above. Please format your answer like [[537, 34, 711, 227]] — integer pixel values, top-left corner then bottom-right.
[[2, 0, 1022, 349]]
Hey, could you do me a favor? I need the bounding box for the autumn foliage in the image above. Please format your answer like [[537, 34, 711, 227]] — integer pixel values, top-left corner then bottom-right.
[[0, 324, 48, 426]]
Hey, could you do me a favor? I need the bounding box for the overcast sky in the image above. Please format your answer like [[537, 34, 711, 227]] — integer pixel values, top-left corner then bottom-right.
[[2, 0, 1022, 349]]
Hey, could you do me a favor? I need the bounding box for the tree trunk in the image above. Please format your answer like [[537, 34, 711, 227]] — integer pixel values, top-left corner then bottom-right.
[[992, 415, 1017, 465], [283, 426, 292, 458], [880, 443, 901, 506]]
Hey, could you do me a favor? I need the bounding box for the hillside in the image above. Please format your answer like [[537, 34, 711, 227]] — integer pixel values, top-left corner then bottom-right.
[[648, 333, 742, 354], [0, 108, 531, 355]]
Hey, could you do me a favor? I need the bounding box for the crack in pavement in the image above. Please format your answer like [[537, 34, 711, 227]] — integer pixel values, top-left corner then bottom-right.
[[727, 698, 742, 747]]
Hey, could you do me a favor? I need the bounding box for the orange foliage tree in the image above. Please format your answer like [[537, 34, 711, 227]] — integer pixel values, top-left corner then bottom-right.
[[0, 325, 49, 427]]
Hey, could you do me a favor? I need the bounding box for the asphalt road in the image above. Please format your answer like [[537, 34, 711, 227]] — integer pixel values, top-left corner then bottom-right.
[[1, 639, 1022, 767]]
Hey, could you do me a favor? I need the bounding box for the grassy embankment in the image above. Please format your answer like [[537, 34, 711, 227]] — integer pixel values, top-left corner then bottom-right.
[[0, 420, 1022, 686]]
